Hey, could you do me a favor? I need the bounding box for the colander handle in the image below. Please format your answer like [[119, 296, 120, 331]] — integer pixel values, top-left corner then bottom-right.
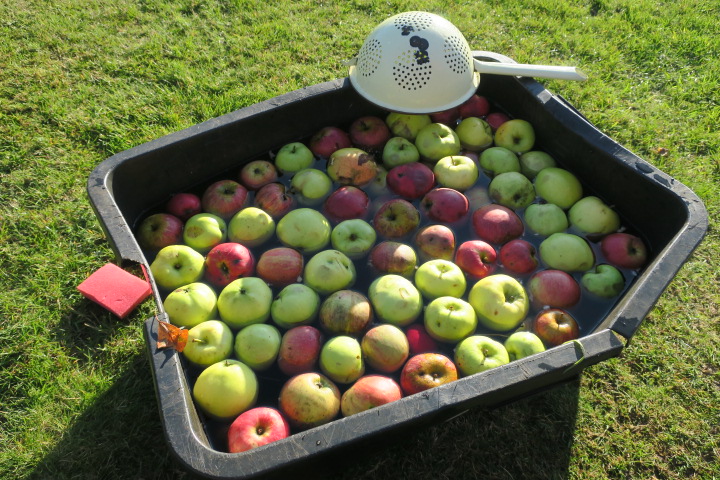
[[474, 59, 588, 81]]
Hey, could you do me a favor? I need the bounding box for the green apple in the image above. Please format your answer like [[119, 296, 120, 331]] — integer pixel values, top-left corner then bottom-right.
[[454, 335, 510, 376], [539, 233, 595, 272], [519, 151, 556, 179], [382, 136, 420, 168], [162, 282, 217, 328], [424, 296, 477, 343], [217, 277, 273, 329], [414, 259, 467, 300], [182, 319, 234, 367], [183, 213, 227, 253], [192, 359, 258, 419], [524, 203, 569, 236], [330, 219, 377, 259], [414, 123, 462, 162], [479, 146, 520, 176], [270, 283, 321, 329], [275, 141, 315, 173], [488, 171, 536, 210], [234, 323, 282, 371], [227, 206, 275, 247], [303, 249, 356, 296], [493, 119, 535, 154], [568, 195, 621, 236], [276, 208, 331, 253], [433, 155, 479, 191], [534, 167, 583, 209], [150, 244, 205, 291], [385, 112, 432, 141], [368, 274, 423, 326], [290, 168, 333, 205], [504, 331, 546, 361], [455, 117, 493, 151], [581, 264, 625, 298], [468, 274, 529, 331], [319, 335, 364, 384]]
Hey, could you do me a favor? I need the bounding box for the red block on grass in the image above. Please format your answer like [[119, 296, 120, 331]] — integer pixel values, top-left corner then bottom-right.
[[77, 263, 152, 318]]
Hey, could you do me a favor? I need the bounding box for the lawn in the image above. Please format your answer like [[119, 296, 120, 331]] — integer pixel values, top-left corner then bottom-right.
[[1, 0, 718, 479]]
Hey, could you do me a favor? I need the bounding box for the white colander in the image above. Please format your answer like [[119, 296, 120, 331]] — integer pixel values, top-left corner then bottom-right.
[[348, 11, 587, 113]]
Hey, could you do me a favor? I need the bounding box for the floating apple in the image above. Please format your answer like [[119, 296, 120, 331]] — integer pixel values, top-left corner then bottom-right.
[[368, 274, 423, 326], [163, 281, 218, 328], [539, 233, 595, 272], [385, 112, 431, 141], [504, 331, 546, 361], [182, 319, 234, 367], [270, 283, 321, 329], [234, 323, 282, 371], [201, 179, 248, 220], [528, 269, 581, 309], [303, 249, 356, 296], [433, 155, 479, 191], [318, 289, 373, 336], [534, 167, 583, 209], [360, 324, 410, 373], [600, 232, 648, 269], [400, 353, 458, 395], [382, 136, 421, 168], [414, 224, 456, 261], [137, 213, 184, 251], [493, 119, 535, 154], [581, 264, 625, 298], [319, 335, 365, 384], [523, 203, 569, 236], [324, 185, 370, 221], [414, 122, 462, 162], [277, 326, 324, 376], [533, 308, 580, 346], [204, 241, 255, 288], [183, 213, 227, 253], [454, 239, 497, 279], [254, 182, 296, 219], [276, 207, 331, 253], [165, 193, 202, 222], [290, 168, 333, 204], [479, 146, 521, 177], [341, 375, 403, 417], [308, 126, 352, 158], [485, 111, 510, 131], [372, 198, 420, 239], [227, 407, 290, 453], [278, 372, 340, 429], [368, 241, 418, 278], [193, 359, 258, 420], [217, 277, 273, 329], [419, 187, 469, 224], [519, 151, 556, 179], [275, 141, 315, 173], [453, 335, 510, 376], [330, 219, 377, 259], [405, 324, 439, 355], [488, 171, 536, 210], [227, 207, 275, 247], [424, 296, 477, 343], [150, 244, 206, 291], [414, 259, 467, 300], [472, 204, 524, 245], [255, 247, 303, 287], [458, 94, 490, 118], [468, 274, 529, 331], [386, 162, 435, 200], [455, 117, 493, 151], [327, 147, 378, 187], [239, 159, 278, 190], [349, 115, 391, 152], [430, 106, 461, 126], [498, 239, 539, 275], [568, 195, 621, 236]]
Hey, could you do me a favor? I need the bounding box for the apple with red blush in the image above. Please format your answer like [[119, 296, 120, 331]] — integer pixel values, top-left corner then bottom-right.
[[201, 179, 248, 220], [254, 182, 296, 219], [204, 242, 255, 288], [277, 326, 324, 377], [341, 375, 403, 417], [400, 353, 458, 395], [414, 224, 456, 261], [454, 240, 497, 279], [430, 106, 461, 126], [601, 232, 648, 269], [239, 160, 278, 190], [472, 203, 524, 245], [528, 269, 581, 309], [420, 188, 469, 224], [309, 126, 352, 158], [499, 239, 539, 275], [227, 407, 290, 453], [255, 247, 304, 287], [458, 94, 490, 118], [533, 308, 580, 346], [386, 162, 435, 200], [486, 112, 510, 131], [405, 324, 439, 355], [323, 186, 370, 221], [136, 213, 184, 251], [368, 241, 418, 278], [166, 193, 201, 221], [372, 198, 420, 239], [349, 115, 391, 152]]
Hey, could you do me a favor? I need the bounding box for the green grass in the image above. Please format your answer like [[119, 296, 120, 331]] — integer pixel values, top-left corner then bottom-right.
[[1, 0, 718, 478]]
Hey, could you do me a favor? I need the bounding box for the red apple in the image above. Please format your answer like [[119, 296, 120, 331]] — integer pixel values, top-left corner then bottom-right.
[[341, 375, 403, 417], [136, 213, 184, 251], [528, 269, 581, 309], [368, 241, 418, 277], [400, 353, 458, 395], [348, 115, 391, 152], [386, 162, 436, 200], [405, 324, 438, 355], [323, 186, 370, 222], [601, 232, 648, 269], [454, 240, 497, 279], [277, 326, 324, 376], [309, 126, 352, 158], [227, 407, 290, 453], [201, 179, 248, 220], [166, 193, 202, 221], [486, 112, 511, 131], [430, 107, 461, 126], [499, 238, 539, 274], [419, 188, 469, 224], [239, 160, 278, 190], [204, 242, 255, 288], [256, 247, 304, 287], [533, 308, 580, 346], [254, 182, 296, 219], [414, 224, 456, 261], [471, 204, 524, 245], [458, 94, 490, 118], [372, 198, 420, 239]]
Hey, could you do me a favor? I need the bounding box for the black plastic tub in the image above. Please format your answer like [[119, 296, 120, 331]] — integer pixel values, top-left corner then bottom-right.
[[87, 52, 707, 479]]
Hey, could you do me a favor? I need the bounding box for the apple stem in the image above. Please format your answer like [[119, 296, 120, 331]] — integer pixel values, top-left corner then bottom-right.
[[192, 338, 205, 344], [563, 340, 586, 374]]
